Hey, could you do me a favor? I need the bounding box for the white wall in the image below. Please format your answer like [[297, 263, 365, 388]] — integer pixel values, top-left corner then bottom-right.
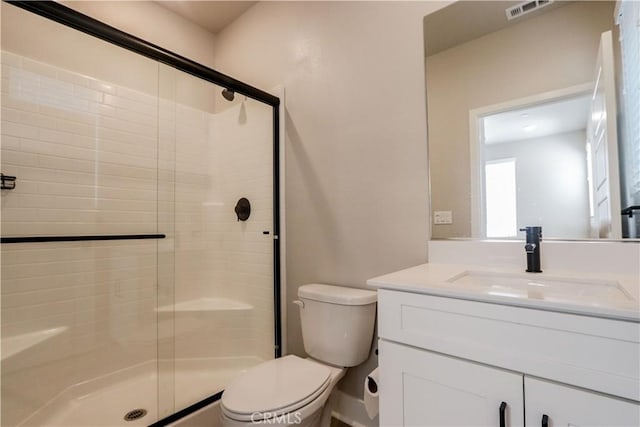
[[62, 1, 218, 69], [484, 131, 590, 239], [213, 1, 448, 398]]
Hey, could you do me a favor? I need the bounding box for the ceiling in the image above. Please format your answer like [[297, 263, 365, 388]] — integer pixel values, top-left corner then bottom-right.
[[424, 0, 568, 56], [482, 94, 592, 145], [155, 1, 256, 34]]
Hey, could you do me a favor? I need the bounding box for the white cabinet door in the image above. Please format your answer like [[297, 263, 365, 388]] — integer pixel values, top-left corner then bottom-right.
[[525, 377, 640, 427], [379, 340, 524, 427]]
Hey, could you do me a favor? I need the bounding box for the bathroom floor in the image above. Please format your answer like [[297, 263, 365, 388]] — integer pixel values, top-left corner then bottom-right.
[[330, 418, 350, 427], [20, 357, 262, 426]]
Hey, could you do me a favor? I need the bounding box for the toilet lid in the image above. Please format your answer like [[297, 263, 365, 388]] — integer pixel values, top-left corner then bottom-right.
[[221, 355, 331, 420]]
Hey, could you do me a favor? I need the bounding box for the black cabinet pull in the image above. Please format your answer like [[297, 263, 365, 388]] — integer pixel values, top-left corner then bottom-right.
[[541, 414, 549, 427], [499, 402, 507, 427]]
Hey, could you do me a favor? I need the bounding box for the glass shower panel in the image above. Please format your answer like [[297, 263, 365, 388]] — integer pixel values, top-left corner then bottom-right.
[[2, 2, 278, 424], [160, 66, 275, 409], [1, 3, 168, 426]]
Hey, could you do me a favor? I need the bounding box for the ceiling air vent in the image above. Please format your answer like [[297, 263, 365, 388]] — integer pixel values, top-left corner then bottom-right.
[[506, 0, 553, 21]]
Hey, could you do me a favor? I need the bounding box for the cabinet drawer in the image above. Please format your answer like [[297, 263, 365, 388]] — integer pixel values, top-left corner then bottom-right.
[[378, 289, 640, 401]]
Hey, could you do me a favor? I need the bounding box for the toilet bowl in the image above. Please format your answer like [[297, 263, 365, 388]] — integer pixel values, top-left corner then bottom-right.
[[220, 284, 377, 427], [221, 355, 345, 426]]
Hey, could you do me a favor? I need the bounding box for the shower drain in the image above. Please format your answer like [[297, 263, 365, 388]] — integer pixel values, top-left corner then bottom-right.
[[123, 409, 147, 422]]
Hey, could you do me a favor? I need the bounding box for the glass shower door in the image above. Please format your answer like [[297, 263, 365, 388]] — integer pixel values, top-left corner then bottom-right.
[[1, 3, 279, 425], [159, 65, 276, 410], [1, 3, 167, 425]]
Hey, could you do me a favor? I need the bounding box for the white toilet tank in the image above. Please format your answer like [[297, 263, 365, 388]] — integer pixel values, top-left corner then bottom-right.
[[296, 284, 377, 367]]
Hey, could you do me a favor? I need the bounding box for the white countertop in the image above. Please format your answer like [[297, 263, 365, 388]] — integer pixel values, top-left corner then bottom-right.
[[367, 263, 640, 322]]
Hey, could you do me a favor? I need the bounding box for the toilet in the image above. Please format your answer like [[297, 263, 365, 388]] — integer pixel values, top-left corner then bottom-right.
[[220, 284, 377, 427]]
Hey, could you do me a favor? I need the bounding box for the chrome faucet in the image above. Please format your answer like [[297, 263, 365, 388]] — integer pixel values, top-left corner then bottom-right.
[[520, 226, 542, 273]]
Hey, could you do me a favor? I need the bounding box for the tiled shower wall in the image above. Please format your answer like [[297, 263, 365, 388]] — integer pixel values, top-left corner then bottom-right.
[[1, 51, 159, 236], [211, 100, 274, 361], [2, 50, 274, 425], [1, 50, 161, 426], [167, 70, 275, 365]]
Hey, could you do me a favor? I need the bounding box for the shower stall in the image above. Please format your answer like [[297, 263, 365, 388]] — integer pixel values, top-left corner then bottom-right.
[[1, 2, 281, 426]]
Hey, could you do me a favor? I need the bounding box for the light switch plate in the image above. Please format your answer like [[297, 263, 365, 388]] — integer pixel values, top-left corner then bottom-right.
[[434, 210, 453, 225]]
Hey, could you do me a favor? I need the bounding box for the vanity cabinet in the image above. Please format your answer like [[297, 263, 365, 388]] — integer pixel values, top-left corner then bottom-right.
[[376, 289, 640, 427], [380, 340, 524, 427]]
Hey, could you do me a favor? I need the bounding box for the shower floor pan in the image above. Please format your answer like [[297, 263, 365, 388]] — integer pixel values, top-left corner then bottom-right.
[[19, 356, 263, 427]]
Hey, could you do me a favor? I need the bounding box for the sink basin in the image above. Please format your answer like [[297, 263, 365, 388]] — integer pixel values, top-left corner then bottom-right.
[[446, 271, 634, 306]]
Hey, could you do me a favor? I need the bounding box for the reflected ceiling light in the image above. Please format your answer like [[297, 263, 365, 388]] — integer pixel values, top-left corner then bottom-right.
[[523, 124, 536, 132]]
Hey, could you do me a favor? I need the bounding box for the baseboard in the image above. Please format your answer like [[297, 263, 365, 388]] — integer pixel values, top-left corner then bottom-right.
[[331, 390, 378, 427]]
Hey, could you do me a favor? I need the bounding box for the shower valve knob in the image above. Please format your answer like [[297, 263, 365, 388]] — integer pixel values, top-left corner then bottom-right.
[[235, 198, 251, 221]]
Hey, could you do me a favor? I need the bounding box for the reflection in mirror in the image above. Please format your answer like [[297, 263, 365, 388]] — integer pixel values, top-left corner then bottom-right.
[[475, 90, 596, 239], [425, 1, 640, 240]]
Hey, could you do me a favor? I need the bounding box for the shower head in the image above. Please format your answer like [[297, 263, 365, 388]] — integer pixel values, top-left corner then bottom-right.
[[222, 88, 235, 101]]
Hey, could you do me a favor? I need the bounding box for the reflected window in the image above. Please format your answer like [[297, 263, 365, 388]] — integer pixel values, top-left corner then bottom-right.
[[618, 0, 640, 202], [485, 159, 517, 238]]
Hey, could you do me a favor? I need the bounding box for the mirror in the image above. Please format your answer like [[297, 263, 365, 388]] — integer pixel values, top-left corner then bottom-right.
[[425, 1, 640, 240]]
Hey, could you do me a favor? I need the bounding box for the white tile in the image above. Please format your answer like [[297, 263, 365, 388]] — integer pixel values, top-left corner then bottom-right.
[[116, 107, 157, 127], [38, 128, 74, 145], [1, 76, 11, 95], [39, 77, 74, 99], [0, 207, 40, 222], [20, 138, 96, 161], [73, 85, 104, 103], [2, 121, 39, 139], [116, 85, 156, 105], [19, 111, 60, 130], [88, 101, 118, 118], [36, 95, 88, 114], [98, 115, 156, 138], [35, 181, 94, 198], [90, 80, 117, 95], [55, 118, 95, 137], [37, 154, 95, 174], [2, 106, 21, 123], [103, 93, 156, 115], [0, 149, 38, 167]]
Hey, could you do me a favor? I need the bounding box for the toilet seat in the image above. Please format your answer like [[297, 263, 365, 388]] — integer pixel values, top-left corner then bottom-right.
[[221, 355, 332, 422]]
